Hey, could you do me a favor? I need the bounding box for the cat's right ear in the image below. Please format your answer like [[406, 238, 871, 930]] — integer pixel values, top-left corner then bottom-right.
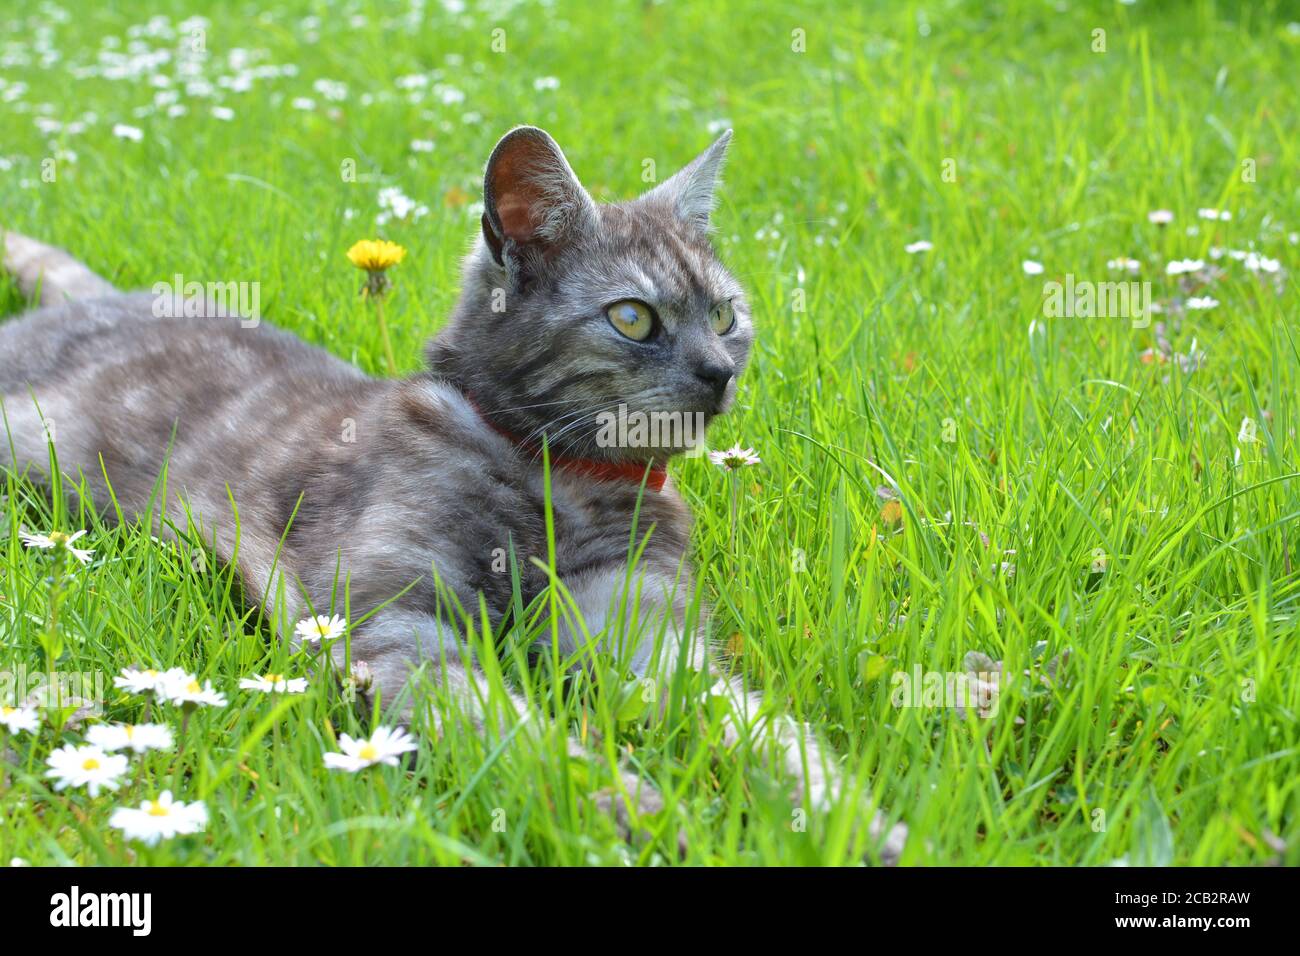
[[481, 126, 597, 278]]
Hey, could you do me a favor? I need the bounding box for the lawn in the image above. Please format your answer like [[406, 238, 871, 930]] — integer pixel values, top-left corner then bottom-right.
[[1, 0, 1297, 866]]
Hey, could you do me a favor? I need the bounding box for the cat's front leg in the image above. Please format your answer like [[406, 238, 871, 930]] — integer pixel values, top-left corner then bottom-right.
[[705, 675, 908, 865], [341, 607, 672, 845], [560, 568, 907, 864]]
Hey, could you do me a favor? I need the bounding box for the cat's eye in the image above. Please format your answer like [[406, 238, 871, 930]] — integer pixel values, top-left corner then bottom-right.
[[711, 300, 736, 335], [606, 300, 656, 341]]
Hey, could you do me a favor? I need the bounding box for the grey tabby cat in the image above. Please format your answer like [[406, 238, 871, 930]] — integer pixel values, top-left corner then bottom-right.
[[1, 126, 904, 862]]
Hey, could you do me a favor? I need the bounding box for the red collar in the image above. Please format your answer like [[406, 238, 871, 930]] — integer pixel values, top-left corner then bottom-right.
[[465, 394, 667, 493]]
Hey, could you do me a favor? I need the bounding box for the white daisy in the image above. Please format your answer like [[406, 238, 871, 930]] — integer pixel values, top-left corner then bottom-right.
[[295, 614, 347, 644], [110, 791, 207, 846], [239, 673, 308, 694], [85, 722, 174, 753], [1021, 259, 1044, 275], [111, 123, 143, 141], [410, 138, 435, 153], [323, 726, 418, 772], [1186, 296, 1219, 310], [210, 105, 235, 121], [1165, 258, 1205, 276], [904, 240, 932, 254], [708, 445, 762, 471], [1197, 208, 1231, 221], [114, 666, 188, 696], [45, 744, 129, 797], [18, 527, 94, 563], [1147, 209, 1174, 225], [1106, 257, 1141, 273], [0, 705, 39, 734], [1242, 252, 1280, 274], [290, 96, 316, 110], [161, 672, 227, 708]]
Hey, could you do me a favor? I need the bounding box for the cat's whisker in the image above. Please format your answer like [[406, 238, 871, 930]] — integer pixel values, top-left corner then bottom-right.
[[520, 398, 621, 447], [481, 395, 590, 417], [525, 399, 625, 462]]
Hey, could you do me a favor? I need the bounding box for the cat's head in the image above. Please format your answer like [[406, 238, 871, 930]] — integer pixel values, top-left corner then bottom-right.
[[430, 126, 752, 463]]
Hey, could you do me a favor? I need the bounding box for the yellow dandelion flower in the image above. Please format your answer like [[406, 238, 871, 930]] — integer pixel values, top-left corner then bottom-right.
[[346, 239, 406, 273]]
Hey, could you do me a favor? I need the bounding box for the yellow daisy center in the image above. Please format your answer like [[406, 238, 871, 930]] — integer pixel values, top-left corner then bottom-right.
[[147, 801, 170, 817], [264, 673, 282, 683], [1, 706, 14, 716], [185, 680, 200, 694], [82, 757, 100, 771], [49, 531, 71, 544], [358, 743, 379, 762]]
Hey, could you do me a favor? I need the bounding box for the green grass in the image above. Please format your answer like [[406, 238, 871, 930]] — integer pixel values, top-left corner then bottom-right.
[[2, 0, 1299, 866]]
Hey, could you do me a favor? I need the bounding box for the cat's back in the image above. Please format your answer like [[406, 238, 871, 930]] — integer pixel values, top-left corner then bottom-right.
[[0, 291, 365, 395], [0, 291, 380, 517]]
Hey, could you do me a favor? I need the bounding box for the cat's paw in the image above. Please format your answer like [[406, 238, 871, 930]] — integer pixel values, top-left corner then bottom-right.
[[868, 813, 909, 866], [593, 776, 687, 858], [801, 780, 907, 865]]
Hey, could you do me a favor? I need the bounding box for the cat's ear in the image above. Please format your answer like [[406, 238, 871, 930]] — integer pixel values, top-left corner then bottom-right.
[[646, 129, 732, 232], [481, 126, 597, 273]]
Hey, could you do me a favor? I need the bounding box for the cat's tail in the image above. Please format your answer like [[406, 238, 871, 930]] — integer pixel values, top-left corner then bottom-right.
[[2, 230, 115, 307]]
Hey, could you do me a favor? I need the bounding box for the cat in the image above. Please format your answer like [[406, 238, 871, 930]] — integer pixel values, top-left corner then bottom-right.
[[1, 126, 905, 862]]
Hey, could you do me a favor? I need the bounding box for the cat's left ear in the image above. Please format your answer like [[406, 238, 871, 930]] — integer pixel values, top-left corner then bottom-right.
[[481, 126, 598, 277], [646, 129, 732, 232]]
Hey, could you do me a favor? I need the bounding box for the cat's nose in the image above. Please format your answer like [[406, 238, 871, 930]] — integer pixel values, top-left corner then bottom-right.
[[694, 359, 734, 402]]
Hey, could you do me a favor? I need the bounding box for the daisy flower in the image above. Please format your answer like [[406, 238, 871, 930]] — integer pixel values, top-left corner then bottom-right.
[[86, 722, 174, 754], [1021, 260, 1044, 275], [239, 673, 308, 694], [904, 240, 932, 254], [161, 672, 227, 708], [1242, 252, 1280, 274], [295, 613, 347, 644], [0, 705, 39, 734], [1165, 258, 1205, 276], [708, 445, 762, 471], [112, 123, 144, 142], [1186, 296, 1219, 310], [18, 527, 94, 563], [323, 726, 418, 772], [110, 791, 207, 846], [114, 666, 188, 696], [1197, 208, 1231, 221], [45, 744, 129, 797], [1147, 209, 1174, 225], [1106, 257, 1141, 273], [349, 660, 373, 692]]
